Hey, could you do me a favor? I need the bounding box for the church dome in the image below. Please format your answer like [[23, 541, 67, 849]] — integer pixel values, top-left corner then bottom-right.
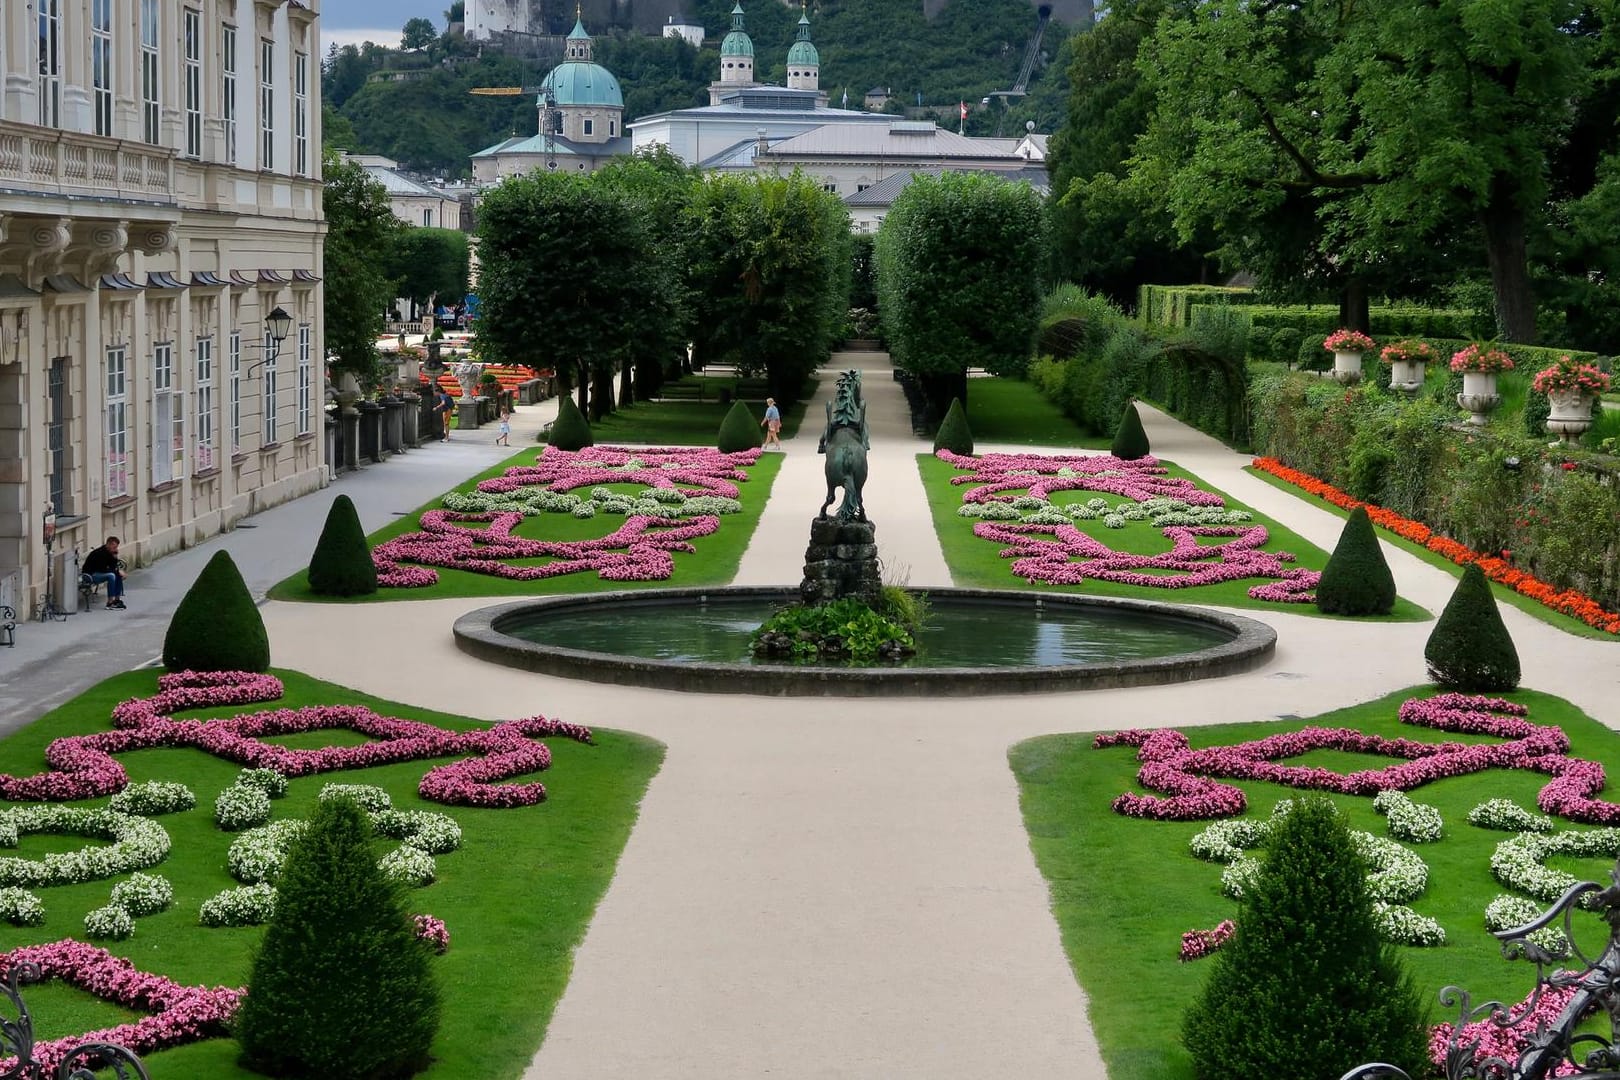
[[720, 3, 754, 57], [541, 62, 624, 109], [787, 39, 818, 65]]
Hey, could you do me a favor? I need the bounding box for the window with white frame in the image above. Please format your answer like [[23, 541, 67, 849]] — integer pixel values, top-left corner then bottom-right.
[[223, 26, 238, 164], [296, 324, 313, 435], [91, 0, 113, 137], [294, 51, 309, 176], [229, 331, 242, 452], [260, 39, 275, 170], [184, 9, 203, 157], [423, 208, 433, 227], [196, 336, 215, 470], [152, 343, 184, 485], [262, 331, 278, 446], [140, 0, 160, 145], [105, 347, 129, 500], [37, 0, 61, 128]]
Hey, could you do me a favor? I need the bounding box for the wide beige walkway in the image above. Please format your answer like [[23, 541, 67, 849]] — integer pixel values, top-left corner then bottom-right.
[[260, 368, 1619, 1079]]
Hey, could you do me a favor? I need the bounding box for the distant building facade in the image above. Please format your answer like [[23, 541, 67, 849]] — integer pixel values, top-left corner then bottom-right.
[[349, 156, 464, 229], [663, 13, 706, 48]]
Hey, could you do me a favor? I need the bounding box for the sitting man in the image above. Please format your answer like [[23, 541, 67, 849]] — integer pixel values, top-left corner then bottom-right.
[[82, 535, 127, 610]]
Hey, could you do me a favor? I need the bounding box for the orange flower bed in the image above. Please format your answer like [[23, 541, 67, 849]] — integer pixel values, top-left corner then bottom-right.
[[1252, 457, 1620, 636]]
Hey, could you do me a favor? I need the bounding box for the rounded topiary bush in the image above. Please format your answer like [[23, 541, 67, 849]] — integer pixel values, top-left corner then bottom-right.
[[1111, 401, 1150, 460], [306, 494, 377, 597], [718, 399, 762, 452], [1315, 506, 1396, 616], [1426, 562, 1520, 691], [235, 797, 440, 1079], [933, 397, 973, 454], [162, 550, 269, 673], [1182, 797, 1428, 1080], [547, 394, 593, 451]]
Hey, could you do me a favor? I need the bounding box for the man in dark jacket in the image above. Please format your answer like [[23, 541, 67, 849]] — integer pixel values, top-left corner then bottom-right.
[[83, 536, 126, 609]]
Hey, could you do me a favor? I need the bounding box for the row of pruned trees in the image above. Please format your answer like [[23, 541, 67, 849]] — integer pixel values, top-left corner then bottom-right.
[[474, 150, 851, 420]]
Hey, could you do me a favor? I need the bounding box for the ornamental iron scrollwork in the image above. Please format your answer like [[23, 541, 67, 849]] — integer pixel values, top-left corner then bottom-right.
[[0, 963, 150, 1080], [1340, 862, 1620, 1080]]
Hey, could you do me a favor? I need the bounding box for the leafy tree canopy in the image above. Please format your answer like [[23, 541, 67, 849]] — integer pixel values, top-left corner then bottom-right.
[[385, 228, 470, 308], [401, 17, 439, 51], [322, 149, 403, 384]]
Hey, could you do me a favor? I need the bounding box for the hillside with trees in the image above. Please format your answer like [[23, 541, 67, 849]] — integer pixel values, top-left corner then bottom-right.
[[323, 0, 1073, 175]]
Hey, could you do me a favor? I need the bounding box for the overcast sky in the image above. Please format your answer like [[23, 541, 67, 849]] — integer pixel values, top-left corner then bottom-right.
[[323, 1, 449, 52]]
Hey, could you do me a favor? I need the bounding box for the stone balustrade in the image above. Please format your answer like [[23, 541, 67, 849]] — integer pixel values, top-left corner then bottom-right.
[[0, 121, 176, 204]]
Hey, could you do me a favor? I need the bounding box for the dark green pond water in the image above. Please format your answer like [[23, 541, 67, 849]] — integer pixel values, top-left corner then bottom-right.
[[502, 596, 1232, 668]]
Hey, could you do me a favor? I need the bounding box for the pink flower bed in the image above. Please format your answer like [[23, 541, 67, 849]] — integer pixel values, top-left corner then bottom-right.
[[374, 445, 758, 588], [1179, 919, 1235, 961], [1428, 976, 1588, 1077], [414, 914, 451, 955], [1092, 694, 1620, 823], [0, 940, 242, 1071], [937, 449, 1320, 602], [0, 671, 593, 808]]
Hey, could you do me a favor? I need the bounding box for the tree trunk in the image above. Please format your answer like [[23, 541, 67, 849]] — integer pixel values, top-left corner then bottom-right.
[[590, 365, 615, 421], [1481, 193, 1538, 343], [1338, 280, 1370, 334], [575, 361, 589, 418], [619, 359, 635, 408]]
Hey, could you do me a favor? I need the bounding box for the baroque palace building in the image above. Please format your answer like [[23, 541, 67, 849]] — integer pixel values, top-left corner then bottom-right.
[[0, 0, 326, 616]]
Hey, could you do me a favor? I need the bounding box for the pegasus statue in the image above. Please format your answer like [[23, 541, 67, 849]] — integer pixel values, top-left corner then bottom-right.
[[818, 370, 870, 521]]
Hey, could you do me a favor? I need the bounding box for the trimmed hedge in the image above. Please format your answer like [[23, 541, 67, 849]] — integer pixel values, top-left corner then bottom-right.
[[1138, 285, 1257, 327], [933, 397, 974, 454], [547, 394, 594, 450], [1110, 401, 1150, 460], [718, 399, 762, 452], [1426, 563, 1521, 691], [306, 495, 378, 597], [162, 551, 270, 673], [1314, 507, 1396, 615]]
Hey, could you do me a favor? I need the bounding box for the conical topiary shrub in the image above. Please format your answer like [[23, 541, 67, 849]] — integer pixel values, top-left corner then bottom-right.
[[1425, 562, 1521, 691], [1314, 506, 1396, 616], [547, 394, 593, 451], [162, 550, 269, 673], [933, 397, 973, 454], [235, 798, 441, 1079], [718, 399, 762, 452], [1111, 401, 1151, 460], [306, 494, 378, 597], [1181, 797, 1428, 1080]]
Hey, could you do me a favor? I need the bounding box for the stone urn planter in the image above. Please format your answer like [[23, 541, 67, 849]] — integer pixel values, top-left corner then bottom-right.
[[1332, 351, 1365, 385], [1388, 358, 1427, 393], [1546, 389, 1596, 443], [1456, 371, 1501, 427], [453, 361, 483, 404], [1323, 330, 1374, 386], [335, 371, 363, 417]]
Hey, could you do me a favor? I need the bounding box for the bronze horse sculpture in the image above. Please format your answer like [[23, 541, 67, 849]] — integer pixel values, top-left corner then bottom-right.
[[818, 370, 870, 521]]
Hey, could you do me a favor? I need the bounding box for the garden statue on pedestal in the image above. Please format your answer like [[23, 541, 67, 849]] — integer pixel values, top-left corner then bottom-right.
[[818, 369, 870, 522], [452, 361, 484, 405]]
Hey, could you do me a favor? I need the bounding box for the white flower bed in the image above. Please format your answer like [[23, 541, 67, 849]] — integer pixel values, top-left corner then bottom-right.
[[110, 872, 174, 916], [213, 784, 272, 831], [373, 809, 462, 855], [378, 845, 436, 886], [84, 904, 134, 940], [236, 767, 289, 798], [227, 821, 309, 884], [199, 883, 276, 927], [1372, 901, 1446, 946], [1469, 799, 1556, 833], [1484, 893, 1571, 956], [442, 482, 737, 519], [1373, 791, 1444, 843], [0, 807, 170, 887], [1490, 828, 1620, 908], [0, 886, 45, 926], [318, 783, 393, 813], [108, 780, 197, 816]]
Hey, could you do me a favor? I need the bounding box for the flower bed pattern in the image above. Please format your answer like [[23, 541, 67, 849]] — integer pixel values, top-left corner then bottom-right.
[[0, 940, 243, 1072], [1252, 456, 1620, 634], [373, 446, 762, 588], [935, 450, 1320, 602], [0, 670, 593, 807]]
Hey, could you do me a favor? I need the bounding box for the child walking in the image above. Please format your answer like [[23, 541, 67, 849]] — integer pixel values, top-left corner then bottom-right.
[[496, 410, 511, 447]]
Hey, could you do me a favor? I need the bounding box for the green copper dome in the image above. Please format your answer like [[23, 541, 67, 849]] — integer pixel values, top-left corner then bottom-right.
[[567, 15, 590, 39], [541, 61, 624, 109], [787, 13, 817, 65], [721, 3, 754, 57]]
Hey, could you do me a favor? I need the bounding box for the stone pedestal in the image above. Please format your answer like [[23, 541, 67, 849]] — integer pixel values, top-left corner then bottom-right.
[[801, 518, 881, 606], [456, 401, 481, 431]]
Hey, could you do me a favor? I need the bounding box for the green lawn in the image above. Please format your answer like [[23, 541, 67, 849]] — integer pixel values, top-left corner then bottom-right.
[[584, 375, 814, 446], [918, 453, 1429, 620], [1012, 687, 1611, 1080], [268, 448, 783, 602], [0, 668, 663, 1077], [962, 377, 1110, 449], [1245, 466, 1619, 642]]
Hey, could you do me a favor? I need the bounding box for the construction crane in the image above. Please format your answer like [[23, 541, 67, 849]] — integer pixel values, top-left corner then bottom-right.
[[468, 83, 561, 169], [986, 7, 1051, 135]]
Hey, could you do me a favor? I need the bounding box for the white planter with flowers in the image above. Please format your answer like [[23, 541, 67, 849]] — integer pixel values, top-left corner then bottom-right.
[[1324, 330, 1374, 386], [1451, 344, 1513, 427], [1381, 340, 1437, 393], [1534, 355, 1612, 443]]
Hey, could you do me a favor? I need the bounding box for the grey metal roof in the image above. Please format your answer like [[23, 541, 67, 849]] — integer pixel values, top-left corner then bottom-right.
[[699, 136, 788, 168], [974, 138, 1021, 154], [360, 163, 441, 197], [763, 122, 1024, 161], [842, 166, 1051, 207], [473, 134, 633, 159], [629, 92, 889, 128]]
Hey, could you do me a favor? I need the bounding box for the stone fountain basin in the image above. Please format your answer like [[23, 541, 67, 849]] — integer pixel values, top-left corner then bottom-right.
[[452, 587, 1276, 698]]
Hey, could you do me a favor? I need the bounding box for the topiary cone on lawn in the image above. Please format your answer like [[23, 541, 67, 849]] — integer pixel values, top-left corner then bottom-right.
[[1111, 401, 1151, 460], [235, 797, 441, 1079], [547, 394, 593, 451], [717, 399, 762, 452], [162, 550, 269, 673], [1425, 562, 1521, 691], [933, 397, 973, 454], [306, 494, 378, 597], [1314, 506, 1396, 616]]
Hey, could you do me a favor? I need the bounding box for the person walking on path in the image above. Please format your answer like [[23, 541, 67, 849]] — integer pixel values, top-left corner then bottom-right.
[[496, 410, 511, 447], [82, 536, 127, 610], [434, 389, 455, 442], [761, 398, 782, 449]]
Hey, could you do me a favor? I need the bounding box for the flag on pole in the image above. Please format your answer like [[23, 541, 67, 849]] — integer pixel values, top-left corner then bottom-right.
[[960, 100, 968, 120], [959, 100, 967, 135]]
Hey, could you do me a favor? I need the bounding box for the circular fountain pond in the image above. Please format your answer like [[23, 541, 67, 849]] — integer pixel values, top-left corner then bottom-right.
[[452, 587, 1275, 697]]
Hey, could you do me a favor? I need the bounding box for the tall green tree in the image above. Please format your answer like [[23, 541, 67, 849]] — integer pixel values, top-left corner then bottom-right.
[[323, 150, 403, 386], [401, 17, 438, 51], [875, 172, 1047, 413], [384, 228, 470, 318]]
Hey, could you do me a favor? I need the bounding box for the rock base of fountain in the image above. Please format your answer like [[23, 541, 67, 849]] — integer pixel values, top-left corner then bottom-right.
[[801, 518, 881, 606]]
